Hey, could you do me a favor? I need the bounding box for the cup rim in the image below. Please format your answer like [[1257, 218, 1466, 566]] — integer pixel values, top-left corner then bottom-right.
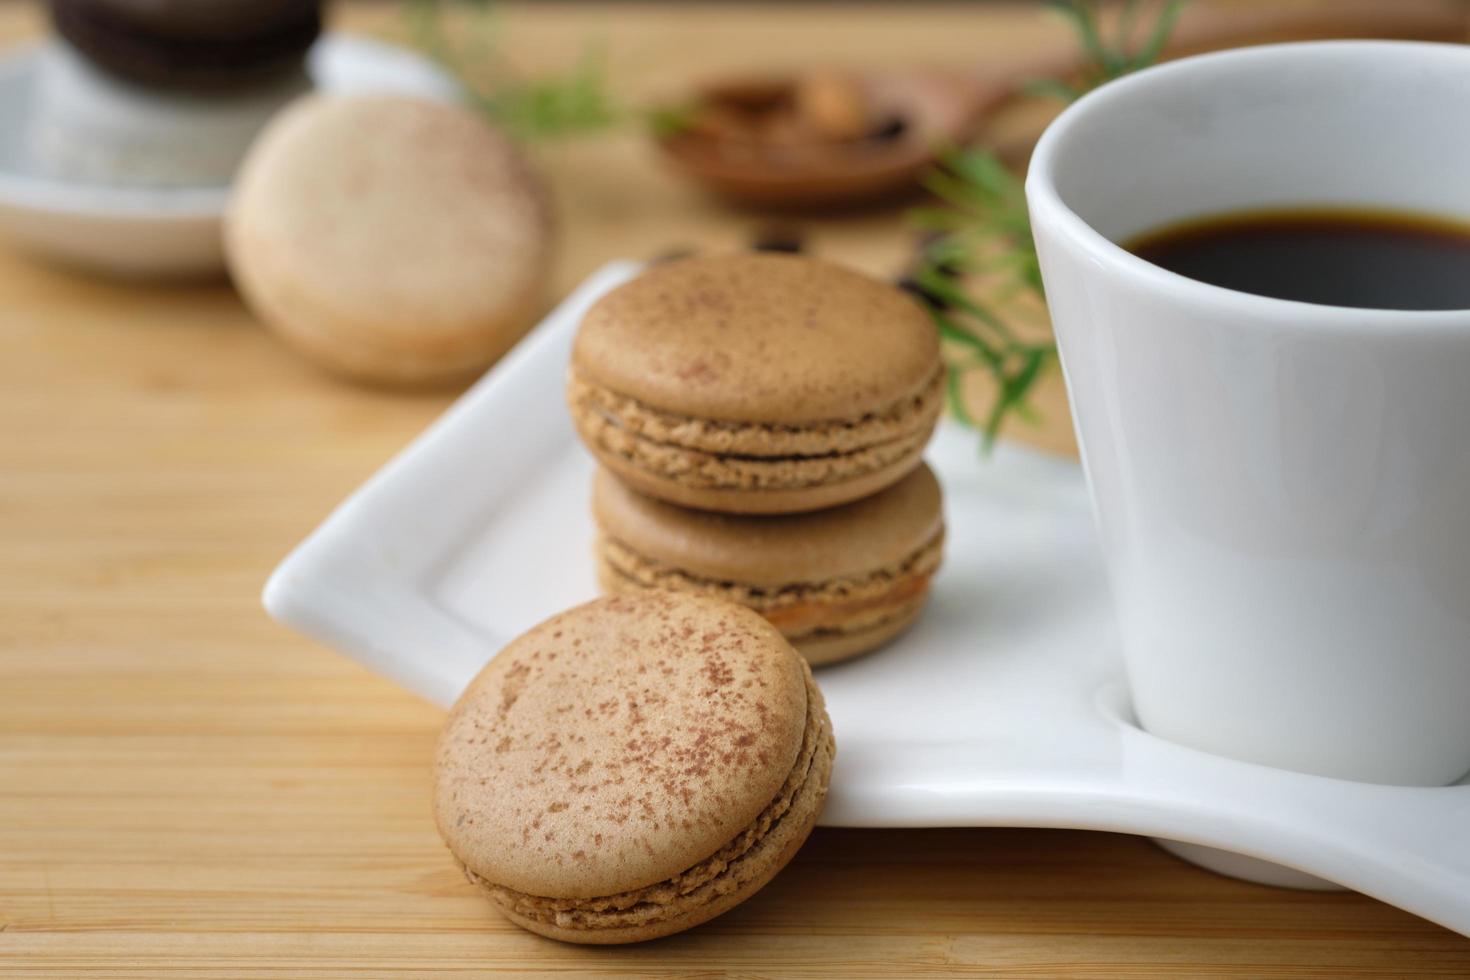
[[1025, 39, 1470, 331]]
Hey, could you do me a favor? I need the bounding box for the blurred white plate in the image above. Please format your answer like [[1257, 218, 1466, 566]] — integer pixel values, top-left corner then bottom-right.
[[265, 262, 1470, 938], [0, 34, 458, 278]]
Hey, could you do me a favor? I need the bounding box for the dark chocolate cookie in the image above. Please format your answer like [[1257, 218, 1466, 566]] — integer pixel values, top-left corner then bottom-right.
[[49, 0, 322, 90]]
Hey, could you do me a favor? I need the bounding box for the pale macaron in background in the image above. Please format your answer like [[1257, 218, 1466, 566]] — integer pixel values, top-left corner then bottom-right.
[[226, 93, 554, 387], [593, 463, 944, 666], [567, 252, 943, 514], [433, 593, 835, 944]]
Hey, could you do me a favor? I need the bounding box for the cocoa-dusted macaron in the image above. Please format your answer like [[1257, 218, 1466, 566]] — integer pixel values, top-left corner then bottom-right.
[[227, 94, 553, 387], [594, 463, 943, 666], [568, 253, 942, 514], [434, 593, 835, 944]]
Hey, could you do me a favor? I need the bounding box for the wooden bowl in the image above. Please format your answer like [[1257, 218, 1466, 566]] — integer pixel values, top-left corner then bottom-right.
[[655, 70, 1005, 209]]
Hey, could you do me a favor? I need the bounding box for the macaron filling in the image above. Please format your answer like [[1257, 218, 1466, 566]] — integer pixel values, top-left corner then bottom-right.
[[568, 366, 943, 491], [461, 670, 832, 932], [598, 531, 943, 643]]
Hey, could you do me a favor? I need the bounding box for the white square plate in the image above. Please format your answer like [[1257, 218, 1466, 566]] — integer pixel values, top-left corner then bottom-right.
[[266, 262, 1470, 936]]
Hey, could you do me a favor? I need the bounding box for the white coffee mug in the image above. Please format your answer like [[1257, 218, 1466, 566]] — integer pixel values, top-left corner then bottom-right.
[[1027, 41, 1470, 786]]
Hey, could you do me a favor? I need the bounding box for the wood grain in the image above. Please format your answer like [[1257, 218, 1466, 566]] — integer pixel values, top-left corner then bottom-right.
[[3, 2, 1470, 977]]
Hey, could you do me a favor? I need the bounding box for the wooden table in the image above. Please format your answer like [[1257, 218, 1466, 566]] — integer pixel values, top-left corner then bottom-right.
[[4, 2, 1470, 976]]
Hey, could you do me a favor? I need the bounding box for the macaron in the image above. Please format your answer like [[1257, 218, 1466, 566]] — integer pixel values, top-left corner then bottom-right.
[[593, 463, 944, 665], [227, 94, 554, 387], [49, 0, 321, 89], [567, 253, 943, 514], [434, 593, 834, 944]]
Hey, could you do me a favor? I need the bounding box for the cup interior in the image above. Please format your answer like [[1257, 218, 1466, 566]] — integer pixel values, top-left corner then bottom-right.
[[1042, 42, 1470, 246]]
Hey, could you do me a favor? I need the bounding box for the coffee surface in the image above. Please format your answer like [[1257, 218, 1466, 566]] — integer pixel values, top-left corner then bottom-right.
[[1125, 208, 1470, 311]]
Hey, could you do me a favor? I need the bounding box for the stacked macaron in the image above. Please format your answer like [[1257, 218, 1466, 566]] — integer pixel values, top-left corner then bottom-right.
[[436, 254, 945, 943], [568, 252, 946, 665], [32, 0, 321, 187]]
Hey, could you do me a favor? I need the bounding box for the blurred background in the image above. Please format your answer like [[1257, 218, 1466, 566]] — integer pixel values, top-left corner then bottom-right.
[[4, 0, 1467, 455]]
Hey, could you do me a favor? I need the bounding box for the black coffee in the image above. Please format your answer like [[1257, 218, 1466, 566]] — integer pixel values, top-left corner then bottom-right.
[[1124, 208, 1470, 311]]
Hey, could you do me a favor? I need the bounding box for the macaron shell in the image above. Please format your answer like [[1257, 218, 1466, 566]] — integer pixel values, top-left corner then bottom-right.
[[796, 598, 926, 666], [434, 594, 809, 900], [572, 253, 939, 426], [227, 95, 553, 387], [494, 704, 834, 944], [251, 287, 538, 388], [566, 362, 942, 460], [592, 436, 932, 515], [597, 549, 936, 668], [593, 463, 943, 587]]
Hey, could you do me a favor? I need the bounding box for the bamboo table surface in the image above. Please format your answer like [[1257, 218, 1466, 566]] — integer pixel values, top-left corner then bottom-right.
[[4, 2, 1470, 976]]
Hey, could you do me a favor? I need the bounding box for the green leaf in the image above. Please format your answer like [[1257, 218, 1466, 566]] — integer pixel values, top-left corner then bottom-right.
[[946, 365, 977, 429], [1047, 0, 1118, 78], [1136, 0, 1186, 70], [906, 207, 975, 233], [1117, 0, 1142, 52], [921, 169, 992, 212], [1008, 348, 1052, 408], [933, 312, 1003, 368], [1023, 77, 1082, 103], [981, 347, 1048, 447], [916, 268, 993, 324], [647, 103, 695, 138], [950, 151, 1024, 203]]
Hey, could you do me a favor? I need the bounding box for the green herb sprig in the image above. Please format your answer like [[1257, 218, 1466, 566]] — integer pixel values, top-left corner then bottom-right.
[[1028, 0, 1186, 103], [409, 0, 621, 141], [909, 0, 1185, 449], [909, 153, 1052, 444]]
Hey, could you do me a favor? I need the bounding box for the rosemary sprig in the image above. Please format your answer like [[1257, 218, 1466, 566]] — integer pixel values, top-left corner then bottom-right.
[[910, 0, 1185, 450], [409, 0, 621, 141], [909, 158, 1055, 449], [1030, 0, 1187, 101]]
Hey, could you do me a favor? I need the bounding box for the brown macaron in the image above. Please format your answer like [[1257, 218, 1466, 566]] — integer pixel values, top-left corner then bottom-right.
[[434, 593, 835, 944], [594, 463, 943, 666], [568, 253, 943, 514], [227, 94, 553, 388]]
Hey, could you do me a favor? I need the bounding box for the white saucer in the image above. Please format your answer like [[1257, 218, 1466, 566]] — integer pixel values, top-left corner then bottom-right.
[[0, 34, 458, 278], [264, 262, 1470, 938]]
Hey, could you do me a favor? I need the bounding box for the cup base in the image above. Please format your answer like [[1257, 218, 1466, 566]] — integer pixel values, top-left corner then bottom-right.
[[1153, 839, 1343, 890]]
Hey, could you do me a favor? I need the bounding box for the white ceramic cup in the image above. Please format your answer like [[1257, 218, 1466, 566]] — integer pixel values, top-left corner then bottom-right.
[[1027, 41, 1470, 786]]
